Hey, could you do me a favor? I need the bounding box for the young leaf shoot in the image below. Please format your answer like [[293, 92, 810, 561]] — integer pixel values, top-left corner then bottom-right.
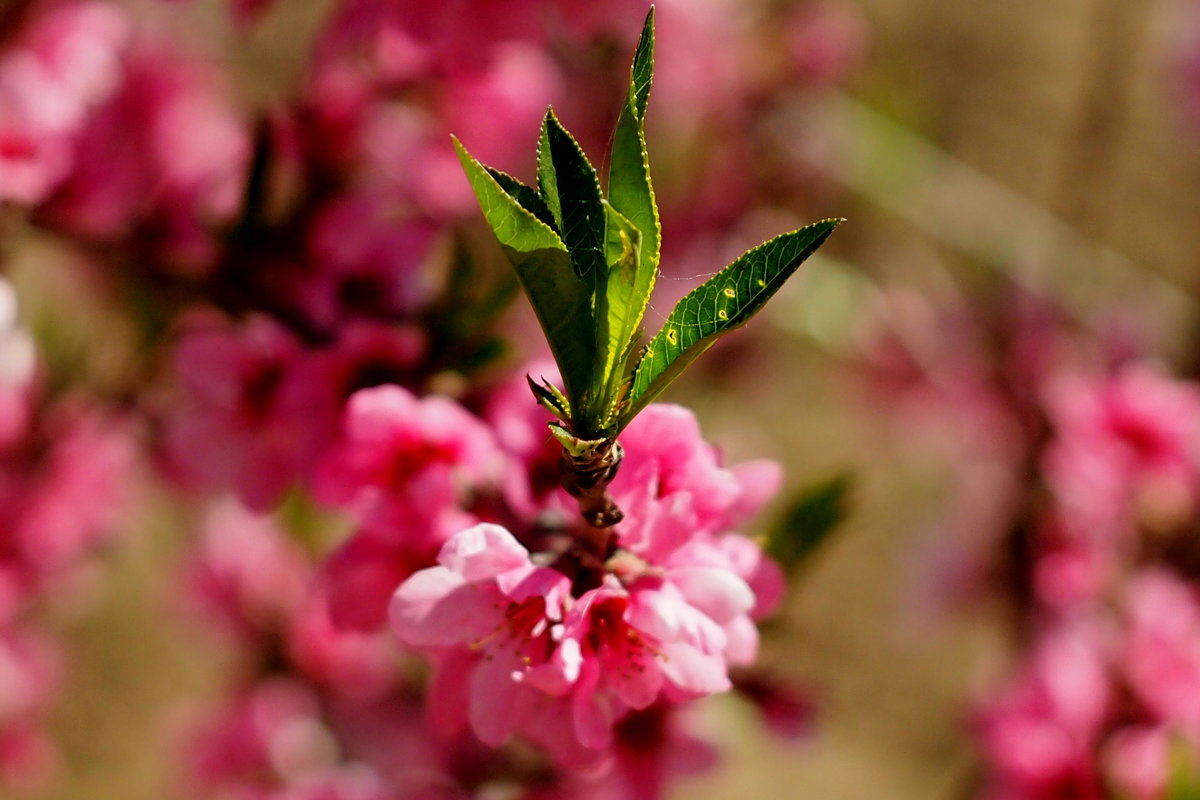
[[455, 6, 842, 527]]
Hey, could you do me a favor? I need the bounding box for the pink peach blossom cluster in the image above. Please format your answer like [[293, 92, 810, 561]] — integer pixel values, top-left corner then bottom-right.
[[855, 291, 1200, 796], [174, 377, 783, 796], [971, 365, 1200, 799], [0, 0, 863, 795]]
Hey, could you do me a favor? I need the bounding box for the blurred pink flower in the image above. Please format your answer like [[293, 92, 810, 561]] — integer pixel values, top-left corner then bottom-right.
[[0, 0, 129, 204], [1103, 725, 1170, 800], [1043, 365, 1200, 544], [785, 2, 868, 86], [185, 678, 341, 794], [974, 616, 1114, 797], [1122, 569, 1200, 737], [40, 42, 249, 270], [7, 401, 134, 577], [304, 192, 439, 328], [312, 384, 496, 538], [168, 315, 325, 510], [285, 591, 399, 701], [0, 626, 61, 791], [320, 533, 438, 634], [182, 502, 311, 646]]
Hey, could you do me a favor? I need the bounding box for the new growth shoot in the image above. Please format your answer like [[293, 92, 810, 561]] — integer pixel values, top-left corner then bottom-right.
[[455, 7, 841, 531]]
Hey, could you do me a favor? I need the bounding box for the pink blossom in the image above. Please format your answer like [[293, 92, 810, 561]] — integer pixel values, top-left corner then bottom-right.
[[1103, 725, 1170, 800], [390, 522, 766, 763], [0, 0, 129, 205], [185, 679, 342, 794], [40, 42, 249, 270], [1042, 365, 1200, 543], [974, 616, 1114, 797], [1122, 569, 1200, 737], [785, 2, 868, 86], [312, 384, 496, 539], [0, 626, 61, 790], [0, 380, 133, 605], [440, 42, 563, 173], [303, 322, 427, 405], [315, 0, 543, 83], [285, 592, 399, 701], [167, 315, 323, 510], [181, 502, 311, 646], [320, 533, 439, 633], [9, 402, 133, 576], [304, 192, 439, 328], [543, 702, 719, 800], [609, 404, 781, 562]]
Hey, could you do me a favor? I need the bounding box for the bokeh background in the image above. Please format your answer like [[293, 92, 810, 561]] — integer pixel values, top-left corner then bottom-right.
[[6, 0, 1200, 797]]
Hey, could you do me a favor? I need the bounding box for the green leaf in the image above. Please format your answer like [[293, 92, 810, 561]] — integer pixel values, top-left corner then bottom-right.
[[537, 109, 607, 288], [484, 166, 558, 232], [454, 136, 596, 410], [527, 374, 571, 421], [766, 474, 851, 574], [548, 422, 607, 459], [596, 200, 643, 424], [621, 218, 842, 426], [606, 7, 660, 367], [627, 7, 654, 120]]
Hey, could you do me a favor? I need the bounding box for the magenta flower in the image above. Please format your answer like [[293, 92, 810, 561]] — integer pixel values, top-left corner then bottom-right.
[[181, 502, 311, 646], [312, 384, 497, 539], [974, 616, 1114, 797], [304, 192, 439, 327], [609, 404, 782, 562], [1122, 569, 1200, 738], [168, 315, 323, 509], [390, 520, 768, 764], [0, 0, 129, 205], [39, 40, 249, 271], [1043, 365, 1200, 543]]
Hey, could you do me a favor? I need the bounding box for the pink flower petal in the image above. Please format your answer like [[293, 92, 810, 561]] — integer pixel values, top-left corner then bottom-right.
[[468, 649, 529, 746], [659, 642, 731, 696], [437, 523, 530, 582], [666, 566, 755, 625], [388, 566, 501, 647]]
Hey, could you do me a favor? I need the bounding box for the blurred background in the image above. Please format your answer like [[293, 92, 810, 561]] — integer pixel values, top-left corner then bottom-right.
[[5, 0, 1200, 797]]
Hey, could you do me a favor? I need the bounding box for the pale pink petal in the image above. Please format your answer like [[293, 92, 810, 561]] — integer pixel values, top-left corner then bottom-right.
[[666, 566, 754, 625], [615, 653, 664, 710], [388, 566, 501, 647], [521, 636, 580, 696], [659, 642, 731, 695], [723, 615, 759, 666], [714, 534, 787, 619], [468, 650, 528, 746], [571, 661, 614, 750], [627, 584, 728, 655], [728, 459, 783, 522], [437, 523, 530, 582]]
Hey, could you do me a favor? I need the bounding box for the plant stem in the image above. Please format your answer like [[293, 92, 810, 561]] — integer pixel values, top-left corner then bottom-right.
[[559, 439, 625, 531]]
